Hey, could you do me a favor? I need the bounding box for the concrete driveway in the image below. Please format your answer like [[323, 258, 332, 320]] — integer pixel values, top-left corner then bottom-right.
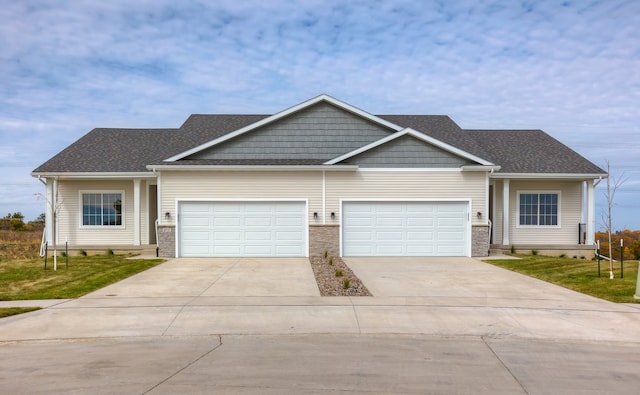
[[89, 257, 321, 298], [344, 256, 602, 300], [2, 256, 640, 393]]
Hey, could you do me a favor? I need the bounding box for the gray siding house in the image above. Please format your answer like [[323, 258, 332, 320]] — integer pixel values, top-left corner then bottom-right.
[[32, 95, 606, 258]]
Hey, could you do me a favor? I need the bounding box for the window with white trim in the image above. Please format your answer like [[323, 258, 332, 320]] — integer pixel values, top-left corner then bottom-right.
[[82, 192, 123, 226], [518, 192, 558, 226]]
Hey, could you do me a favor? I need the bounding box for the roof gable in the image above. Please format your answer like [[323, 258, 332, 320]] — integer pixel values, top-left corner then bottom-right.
[[326, 129, 494, 167], [186, 101, 396, 162], [165, 94, 403, 162]]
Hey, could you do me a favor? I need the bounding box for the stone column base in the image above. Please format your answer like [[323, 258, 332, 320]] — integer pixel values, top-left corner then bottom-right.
[[309, 225, 340, 257], [157, 225, 176, 257]]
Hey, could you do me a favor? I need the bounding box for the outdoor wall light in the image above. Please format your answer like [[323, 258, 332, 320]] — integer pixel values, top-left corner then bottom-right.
[[313, 212, 318, 219], [165, 212, 171, 220], [331, 212, 335, 219], [477, 212, 482, 219]]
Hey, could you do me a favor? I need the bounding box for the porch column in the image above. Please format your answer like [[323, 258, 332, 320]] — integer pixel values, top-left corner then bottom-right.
[[586, 179, 595, 245], [133, 178, 141, 246], [45, 178, 54, 245], [502, 179, 510, 245]]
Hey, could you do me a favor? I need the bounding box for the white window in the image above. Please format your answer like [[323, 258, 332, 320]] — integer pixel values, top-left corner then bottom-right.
[[518, 192, 559, 227], [81, 192, 124, 226]]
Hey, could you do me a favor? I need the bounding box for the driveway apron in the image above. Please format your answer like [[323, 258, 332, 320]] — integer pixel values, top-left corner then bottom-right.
[[87, 257, 321, 298]]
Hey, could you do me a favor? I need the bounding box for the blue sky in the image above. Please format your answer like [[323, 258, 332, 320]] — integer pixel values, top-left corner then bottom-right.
[[1, 0, 638, 230]]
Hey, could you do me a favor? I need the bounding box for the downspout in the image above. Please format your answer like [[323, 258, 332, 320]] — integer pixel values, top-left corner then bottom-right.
[[151, 167, 160, 255]]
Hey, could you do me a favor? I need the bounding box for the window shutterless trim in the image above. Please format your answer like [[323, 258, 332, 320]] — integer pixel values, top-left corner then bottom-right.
[[516, 190, 561, 228], [79, 190, 126, 229]]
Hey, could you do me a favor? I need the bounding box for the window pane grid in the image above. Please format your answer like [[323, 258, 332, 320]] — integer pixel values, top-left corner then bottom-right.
[[82, 193, 122, 226], [519, 193, 557, 226]]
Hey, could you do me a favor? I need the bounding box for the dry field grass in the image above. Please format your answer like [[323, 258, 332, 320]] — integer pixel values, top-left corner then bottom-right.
[[0, 231, 41, 261]]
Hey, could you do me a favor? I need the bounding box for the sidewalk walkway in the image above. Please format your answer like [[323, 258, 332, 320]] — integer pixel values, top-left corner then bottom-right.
[[0, 299, 72, 308]]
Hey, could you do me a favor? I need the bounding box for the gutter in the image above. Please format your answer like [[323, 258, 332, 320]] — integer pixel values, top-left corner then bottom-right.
[[490, 173, 608, 180], [460, 165, 501, 172], [31, 171, 157, 179], [145, 165, 359, 172]]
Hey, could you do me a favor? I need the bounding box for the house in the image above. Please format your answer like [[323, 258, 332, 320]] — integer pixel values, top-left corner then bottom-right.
[[32, 95, 606, 258]]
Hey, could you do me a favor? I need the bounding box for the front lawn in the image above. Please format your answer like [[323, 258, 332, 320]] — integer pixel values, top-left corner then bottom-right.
[[0, 254, 165, 301], [484, 255, 639, 303]]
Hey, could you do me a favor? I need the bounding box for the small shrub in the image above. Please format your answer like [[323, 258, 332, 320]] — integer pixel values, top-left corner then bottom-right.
[[510, 245, 516, 254], [61, 251, 67, 257], [79, 249, 87, 256], [328, 258, 333, 266], [580, 256, 585, 260], [531, 249, 538, 256], [335, 269, 343, 277], [323, 250, 328, 259], [559, 253, 566, 258], [573, 256, 578, 259], [342, 278, 350, 289], [106, 249, 114, 256]]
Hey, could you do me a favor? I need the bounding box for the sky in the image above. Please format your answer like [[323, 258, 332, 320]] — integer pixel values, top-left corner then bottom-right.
[[1, 0, 638, 231]]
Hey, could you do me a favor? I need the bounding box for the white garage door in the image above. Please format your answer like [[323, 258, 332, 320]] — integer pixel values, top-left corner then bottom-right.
[[342, 202, 468, 256], [179, 201, 306, 257]]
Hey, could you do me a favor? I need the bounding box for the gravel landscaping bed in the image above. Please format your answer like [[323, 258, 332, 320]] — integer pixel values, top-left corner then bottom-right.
[[310, 256, 372, 296]]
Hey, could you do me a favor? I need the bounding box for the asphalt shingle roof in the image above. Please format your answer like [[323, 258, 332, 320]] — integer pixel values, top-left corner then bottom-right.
[[33, 112, 605, 175]]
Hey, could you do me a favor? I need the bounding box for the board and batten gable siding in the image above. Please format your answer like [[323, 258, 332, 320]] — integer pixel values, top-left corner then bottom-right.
[[53, 179, 149, 246], [324, 170, 486, 226], [342, 135, 475, 168], [159, 171, 323, 224], [507, 180, 583, 245], [188, 102, 394, 161]]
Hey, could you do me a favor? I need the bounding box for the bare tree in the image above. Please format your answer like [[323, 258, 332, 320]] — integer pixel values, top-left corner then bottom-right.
[[601, 160, 626, 279]]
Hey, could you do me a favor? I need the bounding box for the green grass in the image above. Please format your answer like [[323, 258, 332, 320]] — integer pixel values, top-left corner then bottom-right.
[[0, 254, 165, 301], [0, 307, 40, 318], [485, 255, 639, 303]]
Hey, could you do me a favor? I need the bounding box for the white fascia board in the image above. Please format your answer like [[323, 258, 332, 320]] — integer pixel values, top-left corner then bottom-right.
[[164, 94, 404, 162], [490, 173, 608, 180], [325, 128, 495, 166], [31, 172, 156, 179], [461, 165, 502, 172], [146, 164, 358, 172]]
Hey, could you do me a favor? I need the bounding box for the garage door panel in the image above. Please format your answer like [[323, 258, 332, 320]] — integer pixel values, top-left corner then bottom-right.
[[245, 231, 271, 241], [244, 217, 272, 226], [344, 231, 373, 241], [377, 231, 403, 240], [343, 202, 468, 257], [213, 245, 242, 255], [276, 217, 304, 226], [182, 216, 210, 227], [407, 231, 433, 240], [180, 202, 306, 257], [438, 231, 465, 241], [438, 217, 466, 226], [344, 218, 373, 227], [213, 217, 241, 226], [183, 204, 211, 213], [213, 204, 241, 213], [376, 217, 403, 226], [407, 245, 435, 255], [182, 232, 210, 244], [244, 246, 274, 255], [277, 231, 304, 241], [375, 245, 404, 255]]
